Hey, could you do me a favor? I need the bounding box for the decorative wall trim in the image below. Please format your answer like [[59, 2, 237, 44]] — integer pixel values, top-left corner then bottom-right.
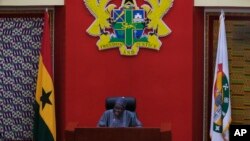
[[0, 0, 64, 6], [195, 0, 250, 7]]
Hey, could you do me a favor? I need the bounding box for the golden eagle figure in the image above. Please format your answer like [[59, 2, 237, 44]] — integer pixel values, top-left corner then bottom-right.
[[84, 0, 116, 36], [141, 0, 173, 37]]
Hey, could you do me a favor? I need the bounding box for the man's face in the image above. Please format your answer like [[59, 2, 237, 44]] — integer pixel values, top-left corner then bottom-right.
[[113, 103, 125, 117]]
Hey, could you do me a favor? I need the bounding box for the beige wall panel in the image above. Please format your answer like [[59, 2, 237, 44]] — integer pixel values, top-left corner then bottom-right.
[[195, 0, 250, 7], [0, 0, 64, 6]]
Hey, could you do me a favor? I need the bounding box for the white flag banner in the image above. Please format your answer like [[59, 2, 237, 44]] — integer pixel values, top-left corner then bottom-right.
[[210, 10, 231, 141]]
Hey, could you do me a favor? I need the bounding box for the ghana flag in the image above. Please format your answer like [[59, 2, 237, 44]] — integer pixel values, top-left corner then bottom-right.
[[33, 10, 56, 141]]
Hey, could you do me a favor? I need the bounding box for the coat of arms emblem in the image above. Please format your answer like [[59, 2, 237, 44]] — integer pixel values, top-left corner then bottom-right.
[[84, 0, 173, 56]]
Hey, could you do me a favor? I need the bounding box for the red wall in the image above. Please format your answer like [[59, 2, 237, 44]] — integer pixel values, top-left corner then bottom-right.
[[55, 0, 204, 141], [193, 7, 204, 141]]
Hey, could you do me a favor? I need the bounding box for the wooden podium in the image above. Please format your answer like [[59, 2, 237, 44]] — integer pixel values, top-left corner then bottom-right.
[[65, 123, 171, 141]]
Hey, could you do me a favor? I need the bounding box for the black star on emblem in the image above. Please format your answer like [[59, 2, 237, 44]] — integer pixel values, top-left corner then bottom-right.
[[124, 0, 135, 5], [40, 88, 52, 110]]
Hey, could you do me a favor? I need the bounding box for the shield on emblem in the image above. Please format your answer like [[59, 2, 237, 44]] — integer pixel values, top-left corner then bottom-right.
[[112, 8, 145, 47]]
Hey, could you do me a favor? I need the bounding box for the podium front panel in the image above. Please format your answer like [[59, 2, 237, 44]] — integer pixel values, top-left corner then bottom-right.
[[74, 128, 161, 141]]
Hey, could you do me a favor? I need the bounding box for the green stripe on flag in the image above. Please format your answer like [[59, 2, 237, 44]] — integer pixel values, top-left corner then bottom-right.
[[33, 102, 54, 141]]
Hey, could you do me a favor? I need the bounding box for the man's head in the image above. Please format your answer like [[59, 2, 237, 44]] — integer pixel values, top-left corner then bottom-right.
[[113, 98, 127, 117]]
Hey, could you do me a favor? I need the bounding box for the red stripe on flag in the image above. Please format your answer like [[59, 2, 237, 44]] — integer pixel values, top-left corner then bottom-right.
[[218, 64, 222, 72], [41, 11, 52, 76]]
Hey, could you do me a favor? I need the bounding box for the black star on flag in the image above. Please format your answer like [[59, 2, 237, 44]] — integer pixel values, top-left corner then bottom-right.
[[40, 88, 53, 110]]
